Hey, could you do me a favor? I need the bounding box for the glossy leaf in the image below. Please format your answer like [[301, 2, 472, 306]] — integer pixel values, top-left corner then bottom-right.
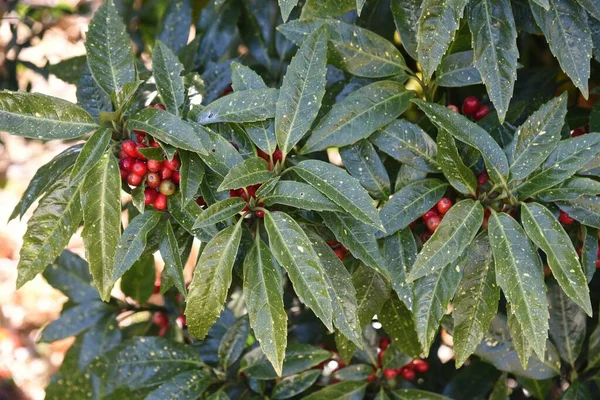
[[276, 26, 328, 155], [353, 264, 390, 328], [390, 0, 422, 59], [218, 157, 274, 190], [303, 381, 367, 400], [186, 221, 242, 339], [301, 81, 413, 154], [265, 211, 333, 330], [195, 88, 279, 124], [193, 197, 247, 229], [392, 389, 451, 400], [0, 92, 97, 139], [271, 370, 320, 399], [244, 238, 287, 377], [557, 195, 600, 228], [437, 130, 478, 196], [379, 294, 422, 358], [262, 181, 342, 212], [409, 199, 483, 281], [168, 194, 219, 242], [534, 177, 600, 202], [159, 221, 187, 297], [245, 121, 278, 156], [178, 150, 205, 205], [145, 371, 212, 400], [76, 65, 112, 121], [382, 228, 416, 310], [488, 211, 549, 360], [153, 41, 185, 116], [292, 160, 383, 229], [379, 179, 448, 236], [241, 344, 331, 379], [84, 0, 136, 96], [435, 50, 482, 87], [230, 62, 267, 92], [157, 0, 192, 54], [218, 316, 250, 368], [69, 128, 111, 186], [370, 119, 439, 173], [413, 262, 462, 353], [467, 0, 519, 122], [279, 0, 299, 22], [120, 254, 155, 303], [453, 232, 500, 367], [40, 302, 112, 342], [530, 0, 592, 98], [509, 94, 567, 181], [417, 0, 469, 82], [43, 251, 98, 303], [301, 0, 354, 19], [521, 202, 591, 315], [196, 128, 243, 178], [577, 0, 600, 20], [321, 212, 388, 278], [581, 226, 598, 283], [128, 108, 208, 155]]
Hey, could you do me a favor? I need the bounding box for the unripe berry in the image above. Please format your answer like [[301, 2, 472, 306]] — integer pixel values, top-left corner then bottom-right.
[[121, 140, 138, 158], [164, 156, 181, 171], [426, 215, 441, 232], [153, 193, 168, 210], [132, 161, 148, 176], [401, 368, 416, 381], [160, 166, 173, 180], [411, 359, 429, 373], [446, 104, 460, 113], [146, 172, 160, 188], [477, 171, 489, 185], [147, 159, 163, 173], [144, 188, 157, 205], [474, 105, 490, 121], [437, 198, 453, 215], [559, 210, 574, 225], [383, 369, 398, 379], [159, 180, 176, 196], [119, 157, 135, 172], [127, 173, 143, 186], [462, 96, 479, 116]]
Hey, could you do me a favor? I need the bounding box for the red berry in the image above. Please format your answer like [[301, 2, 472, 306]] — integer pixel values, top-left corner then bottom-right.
[[571, 127, 586, 137], [257, 148, 270, 161], [221, 85, 233, 97], [255, 210, 265, 218], [559, 210, 574, 225], [119, 157, 135, 172], [411, 359, 429, 373], [544, 265, 552, 277], [153, 279, 161, 294], [420, 231, 432, 242], [229, 189, 240, 198], [426, 215, 441, 232], [576, 246, 583, 257], [146, 172, 160, 188], [474, 105, 490, 121], [127, 173, 143, 186], [334, 247, 346, 261], [144, 188, 157, 205], [159, 180, 176, 196], [477, 171, 489, 185], [172, 171, 181, 184], [196, 197, 207, 207], [152, 312, 168, 327], [121, 140, 138, 158], [151, 141, 161, 148], [161, 167, 173, 180], [327, 241, 339, 247], [401, 368, 416, 381], [446, 104, 460, 113], [135, 131, 146, 143], [120, 169, 128, 180], [246, 184, 261, 198], [273, 148, 283, 162], [230, 141, 239, 151], [132, 161, 148, 176], [176, 315, 187, 329], [596, 259, 600, 269], [366, 374, 376, 382], [378, 350, 385, 366], [422, 209, 439, 221], [437, 198, 453, 215], [383, 369, 398, 379], [164, 156, 181, 171], [462, 96, 479, 116], [135, 143, 147, 160], [153, 193, 168, 210], [151, 104, 166, 110], [147, 159, 164, 173], [379, 337, 391, 351]]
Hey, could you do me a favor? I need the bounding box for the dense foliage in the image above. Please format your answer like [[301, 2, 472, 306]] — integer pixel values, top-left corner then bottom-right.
[[3, 0, 600, 398]]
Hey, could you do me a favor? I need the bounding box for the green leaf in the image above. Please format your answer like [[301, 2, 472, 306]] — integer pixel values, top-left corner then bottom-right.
[[48, 55, 87, 84], [413, 262, 462, 353], [379, 294, 422, 358], [79, 316, 122, 368], [206, 391, 231, 400], [581, 226, 597, 283], [218, 316, 249, 368], [390, 0, 421, 59], [379, 179, 448, 236], [534, 177, 600, 202], [186, 221, 242, 339], [10, 145, 81, 220], [300, 0, 355, 19], [121, 254, 154, 303], [392, 389, 452, 400], [408, 199, 484, 282], [530, 0, 592, 98], [193, 197, 246, 229], [84, 0, 136, 96], [153, 41, 185, 116], [303, 381, 367, 400], [145, 371, 212, 400], [69, 128, 112, 186], [577, 0, 600, 19], [45, 340, 95, 399], [488, 374, 509, 400], [76, 65, 112, 121], [413, 99, 509, 190], [382, 228, 416, 310], [370, 119, 439, 173], [81, 153, 121, 301], [168, 194, 219, 241], [321, 212, 388, 279], [246, 121, 278, 156], [436, 130, 478, 196], [467, 0, 519, 122], [546, 280, 586, 368], [197, 129, 243, 178], [128, 108, 208, 155], [178, 150, 204, 205], [506, 304, 533, 370], [559, 381, 592, 400], [194, 88, 279, 124], [353, 264, 390, 328], [279, 0, 299, 22], [300, 81, 413, 154], [488, 211, 549, 360], [509, 94, 567, 181], [241, 344, 331, 379], [262, 181, 342, 212], [218, 157, 274, 190], [307, 231, 362, 347], [531, 0, 550, 9], [272, 370, 321, 399], [244, 237, 287, 376], [43, 251, 98, 303], [452, 232, 500, 367], [395, 164, 428, 191], [17, 175, 82, 288], [435, 50, 482, 87], [381, 345, 412, 370], [513, 134, 600, 200], [159, 221, 187, 297], [521, 203, 591, 315], [276, 25, 328, 155], [557, 195, 600, 229], [292, 160, 383, 229], [586, 324, 600, 371], [265, 211, 333, 330], [40, 302, 112, 342], [0, 92, 97, 139], [333, 364, 375, 381], [417, 0, 469, 82], [156, 0, 192, 54], [230, 62, 267, 91], [111, 210, 161, 287]]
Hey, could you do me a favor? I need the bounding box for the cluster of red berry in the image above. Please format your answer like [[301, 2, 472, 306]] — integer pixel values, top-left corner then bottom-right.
[[118, 105, 180, 210], [367, 337, 429, 382], [257, 146, 283, 171], [447, 96, 490, 121], [418, 197, 453, 242], [327, 241, 348, 261], [229, 184, 265, 217]]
